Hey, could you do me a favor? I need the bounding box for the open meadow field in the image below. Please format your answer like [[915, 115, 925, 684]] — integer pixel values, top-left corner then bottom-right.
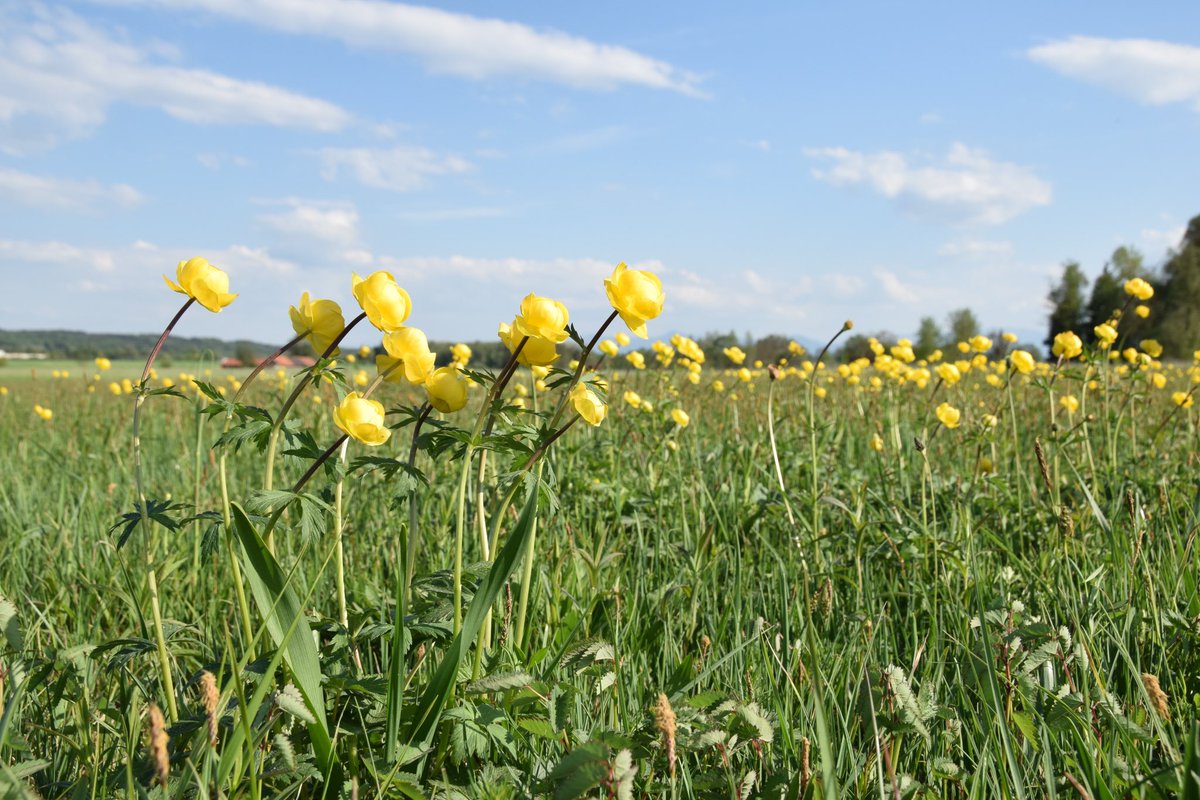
[[1, 268, 1199, 799]]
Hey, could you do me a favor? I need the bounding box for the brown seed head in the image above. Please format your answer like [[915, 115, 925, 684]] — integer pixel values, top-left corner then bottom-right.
[[147, 703, 169, 789], [200, 671, 219, 747], [1142, 673, 1170, 720], [654, 693, 678, 778]]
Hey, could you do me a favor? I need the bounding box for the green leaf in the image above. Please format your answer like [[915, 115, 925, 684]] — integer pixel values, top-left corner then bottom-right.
[[466, 670, 534, 694], [229, 504, 338, 783], [405, 479, 540, 755], [0, 595, 22, 651]]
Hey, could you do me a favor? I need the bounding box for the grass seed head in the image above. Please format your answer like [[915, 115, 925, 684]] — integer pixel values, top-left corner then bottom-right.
[[1141, 673, 1170, 720], [147, 703, 169, 789]]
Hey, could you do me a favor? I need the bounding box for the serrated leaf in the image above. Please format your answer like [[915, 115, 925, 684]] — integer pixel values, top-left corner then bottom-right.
[[466, 670, 534, 694], [0, 595, 22, 651], [275, 684, 316, 724]]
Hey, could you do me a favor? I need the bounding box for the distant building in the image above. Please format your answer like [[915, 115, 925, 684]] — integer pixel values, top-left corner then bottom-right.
[[0, 349, 48, 361], [221, 355, 316, 369]]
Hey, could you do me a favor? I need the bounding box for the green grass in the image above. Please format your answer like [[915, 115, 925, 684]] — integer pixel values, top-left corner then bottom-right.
[[0, 348, 1198, 799]]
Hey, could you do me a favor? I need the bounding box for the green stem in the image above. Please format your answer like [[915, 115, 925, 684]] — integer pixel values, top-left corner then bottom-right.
[[147, 569, 178, 722]]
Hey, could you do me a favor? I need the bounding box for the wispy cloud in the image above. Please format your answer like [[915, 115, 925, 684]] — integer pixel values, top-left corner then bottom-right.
[[1029, 36, 1200, 112], [89, 0, 706, 96], [396, 207, 508, 222], [805, 143, 1052, 225], [0, 5, 351, 154], [316, 145, 473, 191], [937, 239, 1013, 258], [0, 166, 142, 212], [258, 199, 360, 246], [1141, 222, 1186, 252]]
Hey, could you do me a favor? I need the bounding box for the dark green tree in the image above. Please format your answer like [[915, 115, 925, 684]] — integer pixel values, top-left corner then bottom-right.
[[945, 308, 980, 346], [1046, 261, 1089, 349], [1154, 216, 1200, 357], [914, 316, 942, 359]]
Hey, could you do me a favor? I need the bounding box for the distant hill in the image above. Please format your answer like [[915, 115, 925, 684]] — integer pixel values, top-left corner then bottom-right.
[[0, 329, 291, 361]]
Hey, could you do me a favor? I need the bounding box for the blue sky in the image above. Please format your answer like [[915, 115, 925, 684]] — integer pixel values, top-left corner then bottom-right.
[[2, 0, 1198, 349]]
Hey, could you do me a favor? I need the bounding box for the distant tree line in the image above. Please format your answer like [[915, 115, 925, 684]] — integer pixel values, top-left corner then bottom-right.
[[0, 329, 284, 362], [1045, 214, 1200, 358]]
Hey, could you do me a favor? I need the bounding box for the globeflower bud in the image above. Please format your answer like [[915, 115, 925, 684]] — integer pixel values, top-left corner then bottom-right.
[[935, 402, 961, 429], [1051, 331, 1083, 360], [381, 327, 436, 384], [514, 294, 570, 344], [425, 366, 468, 413], [671, 408, 690, 427], [352, 271, 412, 332], [333, 392, 390, 446], [604, 262, 664, 339], [1010, 350, 1035, 374], [289, 292, 346, 356], [1124, 277, 1154, 301], [569, 382, 607, 426], [498, 320, 558, 367], [164, 257, 237, 312]]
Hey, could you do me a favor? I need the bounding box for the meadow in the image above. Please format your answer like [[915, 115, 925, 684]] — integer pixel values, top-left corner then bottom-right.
[[0, 264, 1198, 799]]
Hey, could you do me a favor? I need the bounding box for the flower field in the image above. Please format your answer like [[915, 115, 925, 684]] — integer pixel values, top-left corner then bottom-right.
[[1, 262, 1199, 799]]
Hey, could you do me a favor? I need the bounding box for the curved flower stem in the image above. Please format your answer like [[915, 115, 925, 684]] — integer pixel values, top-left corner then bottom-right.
[[806, 323, 852, 562], [130, 296, 194, 728], [264, 311, 368, 494], [547, 310, 619, 431], [766, 375, 796, 526]]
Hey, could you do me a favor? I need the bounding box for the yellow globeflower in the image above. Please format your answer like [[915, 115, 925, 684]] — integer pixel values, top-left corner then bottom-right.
[[358, 344, 372, 358], [1001, 332, 1018, 344], [1059, 394, 1079, 415], [1124, 277, 1154, 301], [604, 261, 665, 339], [869, 432, 884, 452], [723, 346, 746, 365], [1093, 323, 1117, 347], [1134, 304, 1150, 319], [451, 342, 472, 366], [712, 379, 725, 392], [289, 292, 346, 356], [352, 271, 412, 332], [935, 363, 961, 385], [164, 257, 237, 312], [626, 351, 645, 370], [333, 392, 390, 446], [514, 294, 570, 344], [569, 383, 607, 426], [615, 331, 631, 347], [1052, 331, 1083, 360], [498, 320, 558, 367], [425, 366, 468, 413], [671, 408, 690, 428], [1141, 339, 1163, 359], [1173, 391, 1195, 409], [381, 327, 437, 384], [1151, 372, 1167, 389], [623, 390, 642, 408], [969, 335, 992, 353], [599, 339, 620, 358], [33, 404, 53, 421], [95, 357, 112, 371], [935, 402, 961, 429]]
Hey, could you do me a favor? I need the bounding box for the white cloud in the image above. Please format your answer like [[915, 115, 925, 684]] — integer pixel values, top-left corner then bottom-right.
[[0, 5, 350, 154], [806, 143, 1052, 225], [317, 145, 473, 191], [938, 239, 1013, 258], [92, 0, 705, 96], [1028, 36, 1200, 111], [1140, 223, 1186, 256], [0, 166, 142, 211], [873, 269, 919, 304], [258, 199, 360, 246], [196, 151, 253, 170]]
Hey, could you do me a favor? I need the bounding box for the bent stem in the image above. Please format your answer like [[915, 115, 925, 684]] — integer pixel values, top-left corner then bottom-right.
[[766, 373, 796, 526], [806, 323, 852, 563]]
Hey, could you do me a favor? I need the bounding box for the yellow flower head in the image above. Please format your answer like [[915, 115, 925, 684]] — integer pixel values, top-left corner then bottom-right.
[[604, 261, 664, 339], [869, 432, 884, 452], [969, 335, 992, 353], [289, 292, 346, 356], [514, 294, 570, 344], [1059, 394, 1079, 415], [1008, 350, 1036, 376], [1134, 304, 1150, 319], [1124, 277, 1154, 301], [333, 392, 390, 446], [381, 326, 437, 385], [498, 320, 559, 367], [33, 404, 53, 421], [625, 351, 645, 370], [671, 408, 690, 428], [1093, 323, 1117, 346], [95, 357, 112, 371], [1052, 331, 1083, 360], [623, 390, 642, 408], [1141, 339, 1163, 359], [425, 366, 469, 413], [615, 331, 631, 347], [599, 339, 620, 358], [570, 382, 607, 426], [935, 402, 961, 429], [935, 363, 961, 386], [1173, 391, 1195, 409], [723, 346, 746, 366], [164, 257, 237, 312], [352, 271, 412, 332], [1001, 332, 1018, 344], [451, 342, 472, 366]]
